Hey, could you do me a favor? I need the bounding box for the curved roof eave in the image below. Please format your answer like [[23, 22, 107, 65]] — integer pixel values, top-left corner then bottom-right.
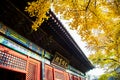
[[48, 10, 94, 72]]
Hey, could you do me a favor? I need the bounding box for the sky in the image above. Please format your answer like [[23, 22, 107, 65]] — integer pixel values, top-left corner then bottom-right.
[[87, 68, 105, 76]]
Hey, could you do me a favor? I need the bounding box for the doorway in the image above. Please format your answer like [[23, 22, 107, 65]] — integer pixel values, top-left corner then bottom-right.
[[0, 68, 26, 80]]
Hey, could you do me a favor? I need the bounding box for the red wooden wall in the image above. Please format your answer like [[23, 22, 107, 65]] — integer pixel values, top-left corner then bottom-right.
[[0, 44, 85, 80], [0, 45, 41, 80]]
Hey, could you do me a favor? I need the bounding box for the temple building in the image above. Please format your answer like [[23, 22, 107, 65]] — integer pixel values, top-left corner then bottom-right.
[[0, 0, 94, 80]]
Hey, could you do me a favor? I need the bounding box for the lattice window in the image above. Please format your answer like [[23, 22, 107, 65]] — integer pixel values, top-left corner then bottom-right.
[[45, 64, 53, 80], [74, 76, 79, 80], [27, 62, 36, 80], [78, 77, 82, 80], [64, 72, 70, 80], [69, 74, 74, 80], [54, 68, 66, 80], [26, 58, 40, 80], [0, 50, 27, 70]]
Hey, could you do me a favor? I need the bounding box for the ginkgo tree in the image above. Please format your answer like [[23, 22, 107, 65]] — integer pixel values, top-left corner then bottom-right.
[[25, 0, 120, 72]]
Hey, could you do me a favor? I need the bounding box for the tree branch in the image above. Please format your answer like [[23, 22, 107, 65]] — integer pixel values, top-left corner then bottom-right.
[[103, 58, 120, 64], [86, 0, 91, 11]]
